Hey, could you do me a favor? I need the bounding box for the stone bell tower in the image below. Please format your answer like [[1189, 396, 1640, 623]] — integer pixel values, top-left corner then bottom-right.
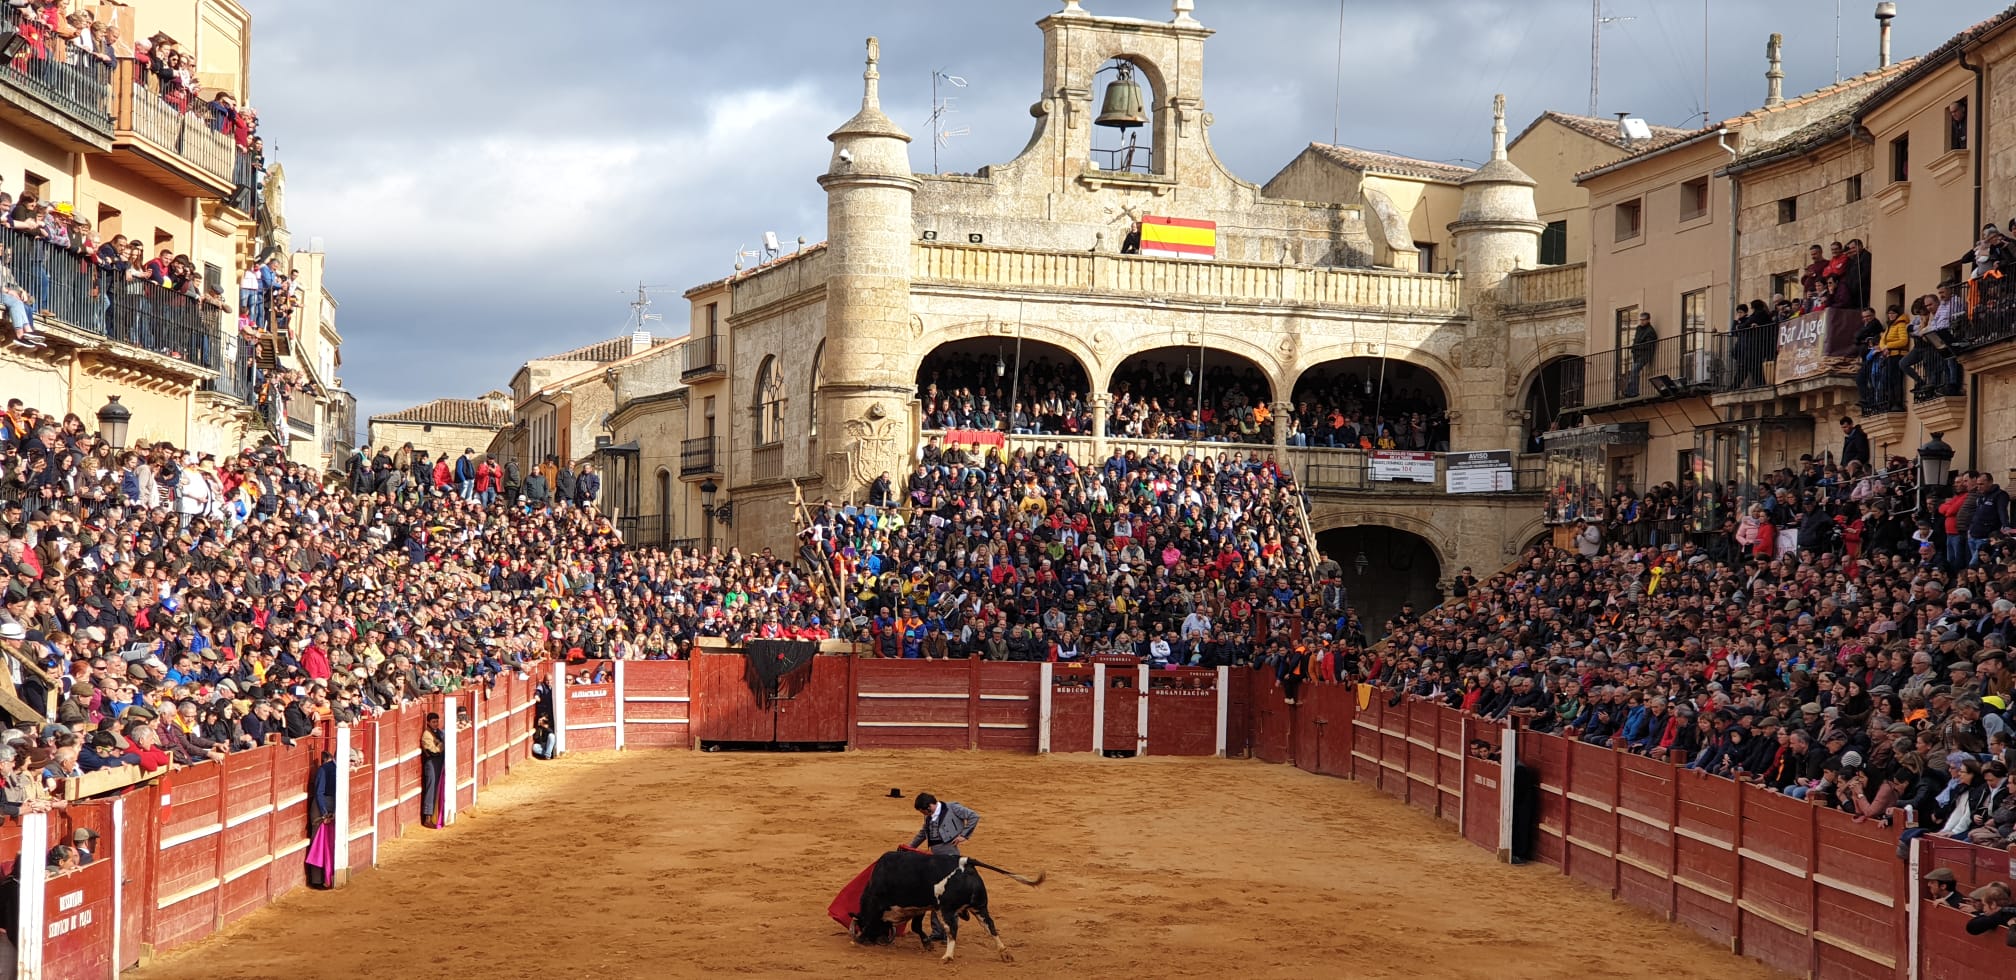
[[817, 37, 920, 498], [1447, 94, 1544, 292]]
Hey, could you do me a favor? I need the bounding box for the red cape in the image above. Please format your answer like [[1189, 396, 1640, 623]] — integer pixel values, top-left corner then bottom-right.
[[829, 845, 930, 936]]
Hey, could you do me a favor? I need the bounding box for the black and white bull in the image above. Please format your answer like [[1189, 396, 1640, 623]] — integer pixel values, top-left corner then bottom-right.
[[851, 849, 1044, 962]]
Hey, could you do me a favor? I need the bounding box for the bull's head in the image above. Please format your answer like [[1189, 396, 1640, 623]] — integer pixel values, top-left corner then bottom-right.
[[851, 907, 896, 945]]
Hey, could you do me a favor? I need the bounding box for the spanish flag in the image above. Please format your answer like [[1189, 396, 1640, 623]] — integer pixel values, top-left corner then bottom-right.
[[1138, 215, 1216, 260]]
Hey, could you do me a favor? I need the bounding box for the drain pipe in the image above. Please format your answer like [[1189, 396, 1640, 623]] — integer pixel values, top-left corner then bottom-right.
[[1718, 129, 1739, 326], [1962, 43, 1986, 467]]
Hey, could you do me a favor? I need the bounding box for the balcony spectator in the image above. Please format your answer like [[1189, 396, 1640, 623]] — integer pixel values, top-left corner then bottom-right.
[[1902, 289, 1962, 399], [1622, 312, 1657, 398]]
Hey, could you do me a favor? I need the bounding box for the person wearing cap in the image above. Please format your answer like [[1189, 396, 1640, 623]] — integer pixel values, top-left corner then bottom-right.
[[1923, 867, 1965, 909], [1962, 882, 2014, 934], [71, 827, 97, 866]]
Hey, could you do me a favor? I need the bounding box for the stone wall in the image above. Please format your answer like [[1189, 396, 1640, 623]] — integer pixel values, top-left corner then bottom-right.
[[1735, 140, 1872, 305], [366, 420, 500, 464]]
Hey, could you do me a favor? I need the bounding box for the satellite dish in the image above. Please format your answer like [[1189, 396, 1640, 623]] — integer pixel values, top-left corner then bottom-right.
[[1620, 118, 1654, 141], [762, 231, 782, 258]]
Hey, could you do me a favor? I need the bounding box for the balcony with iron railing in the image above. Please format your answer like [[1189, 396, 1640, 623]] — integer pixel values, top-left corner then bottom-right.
[[680, 436, 721, 478], [1566, 332, 1731, 411], [681, 334, 726, 381], [1, 225, 220, 372], [0, 8, 113, 147], [109, 59, 238, 195]]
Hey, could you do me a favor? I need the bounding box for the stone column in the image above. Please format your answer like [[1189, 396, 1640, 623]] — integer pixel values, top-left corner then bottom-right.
[[1091, 390, 1111, 458], [1272, 400, 1293, 457]]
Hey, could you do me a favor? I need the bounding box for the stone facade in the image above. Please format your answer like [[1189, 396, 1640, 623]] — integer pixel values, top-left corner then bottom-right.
[[634, 3, 1596, 587]]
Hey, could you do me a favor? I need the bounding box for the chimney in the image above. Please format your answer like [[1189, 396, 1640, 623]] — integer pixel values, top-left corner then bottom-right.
[[1875, 2, 1897, 68], [1765, 33, 1785, 109], [631, 330, 652, 355]]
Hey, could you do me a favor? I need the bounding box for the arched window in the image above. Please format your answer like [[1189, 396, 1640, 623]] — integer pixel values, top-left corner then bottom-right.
[[809, 341, 824, 438], [755, 355, 786, 446], [655, 468, 672, 545]]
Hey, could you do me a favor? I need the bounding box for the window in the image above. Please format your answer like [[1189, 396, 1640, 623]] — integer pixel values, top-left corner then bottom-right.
[[1414, 242, 1437, 273], [1776, 196, 1798, 224], [704, 302, 718, 338], [1770, 271, 1799, 300], [203, 262, 223, 295], [1539, 220, 1568, 265], [655, 469, 672, 543], [1680, 289, 1707, 337], [1891, 134, 1910, 182], [1680, 288, 1708, 383], [703, 395, 716, 440], [152, 228, 174, 251], [1884, 285, 1905, 318], [1948, 99, 1969, 151], [96, 204, 121, 238], [1680, 177, 1710, 221], [1845, 174, 1863, 203], [754, 356, 785, 446], [1614, 199, 1643, 242], [21, 172, 48, 201], [1941, 261, 1964, 288], [809, 341, 824, 438]]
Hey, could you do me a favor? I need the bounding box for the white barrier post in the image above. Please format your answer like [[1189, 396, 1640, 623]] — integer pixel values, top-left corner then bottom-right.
[[614, 659, 627, 751], [1092, 663, 1107, 755], [109, 797, 124, 978], [1498, 727, 1518, 863], [441, 696, 460, 826], [467, 691, 480, 806], [369, 719, 383, 867], [1136, 664, 1150, 757], [333, 723, 352, 885], [1214, 665, 1231, 757], [551, 660, 569, 756], [1037, 662, 1054, 754], [17, 808, 47, 979], [1906, 833, 1922, 980]]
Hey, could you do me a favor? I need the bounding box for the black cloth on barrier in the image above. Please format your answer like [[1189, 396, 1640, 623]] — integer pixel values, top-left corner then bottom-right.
[[743, 639, 818, 702]]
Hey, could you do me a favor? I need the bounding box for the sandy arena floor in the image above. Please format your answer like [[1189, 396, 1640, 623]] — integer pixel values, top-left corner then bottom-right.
[[132, 750, 1788, 980]]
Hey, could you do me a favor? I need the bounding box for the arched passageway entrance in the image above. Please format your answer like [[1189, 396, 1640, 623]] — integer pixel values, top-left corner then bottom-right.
[[916, 337, 1092, 434], [1289, 357, 1448, 451], [1317, 525, 1443, 639], [1522, 356, 1581, 452]]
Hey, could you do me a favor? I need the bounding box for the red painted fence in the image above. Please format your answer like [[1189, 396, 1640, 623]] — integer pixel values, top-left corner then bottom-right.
[[9, 663, 2006, 980]]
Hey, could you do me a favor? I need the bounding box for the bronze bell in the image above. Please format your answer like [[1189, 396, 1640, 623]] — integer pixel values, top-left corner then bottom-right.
[[1095, 63, 1147, 131]]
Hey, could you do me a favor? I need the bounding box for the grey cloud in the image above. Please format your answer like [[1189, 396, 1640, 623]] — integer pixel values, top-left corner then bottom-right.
[[240, 0, 2010, 421]]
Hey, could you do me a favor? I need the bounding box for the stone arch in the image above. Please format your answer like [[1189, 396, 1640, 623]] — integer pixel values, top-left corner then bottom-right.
[[1310, 516, 1448, 637], [1508, 335, 1585, 400], [753, 355, 785, 445], [809, 340, 824, 439], [1516, 353, 1581, 449], [1104, 332, 1286, 401], [914, 331, 1095, 430], [918, 319, 1102, 387], [1288, 341, 1462, 411], [1306, 507, 1455, 575]]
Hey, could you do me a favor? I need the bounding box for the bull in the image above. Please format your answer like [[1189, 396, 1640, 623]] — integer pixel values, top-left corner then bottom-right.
[[850, 849, 1044, 962]]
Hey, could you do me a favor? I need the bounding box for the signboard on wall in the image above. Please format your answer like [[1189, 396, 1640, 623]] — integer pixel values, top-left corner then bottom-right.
[[1775, 312, 1827, 382], [1370, 450, 1435, 483], [1445, 451, 1515, 493]]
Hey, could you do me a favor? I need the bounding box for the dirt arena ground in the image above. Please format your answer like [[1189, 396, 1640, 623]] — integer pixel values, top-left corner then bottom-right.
[[132, 750, 1788, 980]]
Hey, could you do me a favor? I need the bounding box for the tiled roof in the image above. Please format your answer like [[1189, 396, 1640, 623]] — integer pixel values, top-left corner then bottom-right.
[[1726, 110, 1858, 174], [538, 334, 677, 364], [1853, 4, 2016, 120], [1514, 111, 1693, 151], [1307, 144, 1475, 183], [369, 397, 512, 428], [1574, 58, 1921, 183], [685, 242, 832, 299]]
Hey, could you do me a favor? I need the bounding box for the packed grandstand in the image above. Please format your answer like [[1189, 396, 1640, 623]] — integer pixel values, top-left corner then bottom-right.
[[0, 393, 2012, 953]]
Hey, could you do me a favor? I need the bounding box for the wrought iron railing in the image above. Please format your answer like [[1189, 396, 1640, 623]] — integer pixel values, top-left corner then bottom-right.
[[0, 225, 219, 369], [680, 436, 720, 477], [1573, 332, 1729, 407], [201, 327, 261, 404], [112, 60, 237, 184], [681, 334, 725, 379], [0, 8, 113, 136]]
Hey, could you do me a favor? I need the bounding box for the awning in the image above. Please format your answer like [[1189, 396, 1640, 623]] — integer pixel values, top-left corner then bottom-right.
[[1541, 422, 1649, 451]]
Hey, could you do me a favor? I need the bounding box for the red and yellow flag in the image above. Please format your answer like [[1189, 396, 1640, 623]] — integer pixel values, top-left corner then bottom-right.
[[1138, 215, 1216, 260]]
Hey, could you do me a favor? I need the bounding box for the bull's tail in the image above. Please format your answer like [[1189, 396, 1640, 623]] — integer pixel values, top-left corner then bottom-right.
[[966, 858, 1045, 887]]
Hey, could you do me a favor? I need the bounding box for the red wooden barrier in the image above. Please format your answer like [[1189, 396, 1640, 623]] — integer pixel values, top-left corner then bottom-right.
[[1047, 664, 1095, 754], [1562, 739, 1619, 893], [560, 662, 619, 752], [40, 851, 115, 978], [852, 659, 973, 750], [775, 656, 850, 743], [452, 694, 481, 810], [1918, 837, 2013, 979], [149, 760, 222, 952], [621, 659, 693, 748], [1294, 684, 1354, 777], [1246, 669, 1291, 765], [348, 721, 379, 872], [1144, 668, 1217, 757], [977, 662, 1039, 753], [1460, 715, 1499, 853], [691, 651, 776, 743], [1097, 661, 1142, 755], [1615, 752, 1677, 920], [1672, 769, 1740, 949]]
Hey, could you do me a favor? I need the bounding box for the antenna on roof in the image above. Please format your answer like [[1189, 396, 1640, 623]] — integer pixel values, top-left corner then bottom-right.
[[762, 232, 782, 261], [1589, 0, 1636, 116], [927, 69, 970, 174]]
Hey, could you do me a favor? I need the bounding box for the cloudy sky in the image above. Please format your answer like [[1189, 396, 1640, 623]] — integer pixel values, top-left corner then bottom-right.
[[238, 0, 2009, 423]]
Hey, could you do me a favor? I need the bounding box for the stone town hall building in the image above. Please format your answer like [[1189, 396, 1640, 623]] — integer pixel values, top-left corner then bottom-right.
[[606, 1, 1595, 622]]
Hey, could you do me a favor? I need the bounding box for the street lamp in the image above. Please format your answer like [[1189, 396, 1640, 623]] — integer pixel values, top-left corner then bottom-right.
[[700, 479, 717, 551], [96, 395, 132, 450], [1918, 432, 1955, 512]]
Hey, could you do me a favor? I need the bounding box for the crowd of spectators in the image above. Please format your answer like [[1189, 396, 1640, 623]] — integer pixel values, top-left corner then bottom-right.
[[835, 438, 1346, 664], [1342, 422, 2016, 875], [916, 352, 1448, 451]]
